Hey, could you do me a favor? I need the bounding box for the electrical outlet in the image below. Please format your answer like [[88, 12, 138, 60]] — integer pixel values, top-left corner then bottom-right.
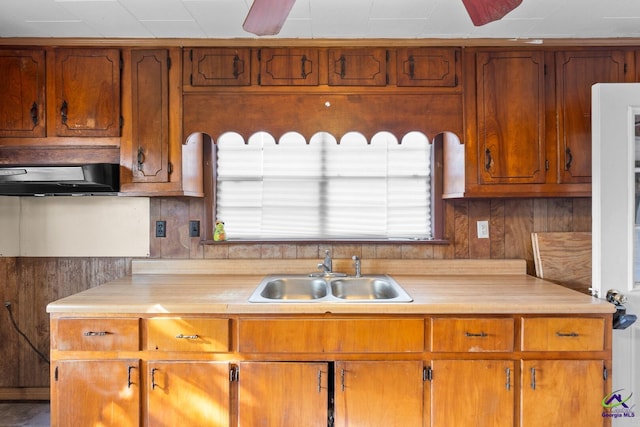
[[189, 220, 200, 237], [155, 220, 166, 238], [477, 220, 489, 239]]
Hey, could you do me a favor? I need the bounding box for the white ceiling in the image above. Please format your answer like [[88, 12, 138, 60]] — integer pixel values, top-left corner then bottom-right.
[[1, 0, 640, 40]]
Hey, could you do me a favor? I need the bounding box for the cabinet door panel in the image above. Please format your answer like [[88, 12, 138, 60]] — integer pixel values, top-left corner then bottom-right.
[[131, 49, 169, 183], [328, 48, 387, 86], [477, 51, 546, 184], [238, 361, 328, 427], [521, 360, 605, 427], [147, 361, 230, 427], [397, 47, 458, 87], [334, 360, 424, 427], [431, 360, 514, 427], [54, 48, 121, 137], [188, 48, 251, 86], [259, 48, 319, 86], [0, 49, 46, 137], [54, 359, 140, 427], [557, 50, 627, 184]]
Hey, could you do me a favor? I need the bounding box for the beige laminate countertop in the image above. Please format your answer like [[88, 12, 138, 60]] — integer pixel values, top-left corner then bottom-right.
[[46, 273, 615, 315]]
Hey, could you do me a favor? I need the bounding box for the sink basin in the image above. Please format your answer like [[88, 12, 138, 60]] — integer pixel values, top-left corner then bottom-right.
[[259, 277, 328, 300], [248, 275, 413, 303], [330, 277, 403, 300]]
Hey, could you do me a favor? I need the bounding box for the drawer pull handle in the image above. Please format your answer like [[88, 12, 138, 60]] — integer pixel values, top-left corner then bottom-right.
[[556, 332, 579, 337], [176, 334, 199, 339], [465, 331, 488, 337], [84, 331, 108, 336]]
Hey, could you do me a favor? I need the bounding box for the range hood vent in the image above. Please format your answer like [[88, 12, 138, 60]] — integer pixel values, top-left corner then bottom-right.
[[0, 164, 119, 196]]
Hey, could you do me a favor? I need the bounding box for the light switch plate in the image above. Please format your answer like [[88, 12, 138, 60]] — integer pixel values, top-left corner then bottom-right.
[[477, 220, 489, 239]]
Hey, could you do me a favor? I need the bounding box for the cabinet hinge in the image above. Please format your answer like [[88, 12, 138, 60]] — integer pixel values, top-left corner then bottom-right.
[[386, 50, 390, 62], [545, 159, 549, 171], [624, 63, 628, 74], [603, 365, 608, 381], [423, 366, 432, 382], [54, 366, 58, 382], [120, 54, 124, 71], [189, 49, 193, 62], [257, 49, 262, 61], [168, 162, 173, 175], [119, 116, 124, 129], [544, 64, 547, 75], [167, 56, 172, 70], [230, 365, 239, 382]]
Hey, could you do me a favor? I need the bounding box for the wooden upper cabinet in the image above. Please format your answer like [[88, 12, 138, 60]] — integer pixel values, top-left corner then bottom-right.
[[130, 49, 169, 184], [259, 48, 319, 86], [53, 48, 121, 137], [0, 49, 46, 137], [186, 47, 251, 86], [327, 48, 387, 86], [556, 50, 629, 184], [476, 51, 547, 185], [397, 47, 458, 87]]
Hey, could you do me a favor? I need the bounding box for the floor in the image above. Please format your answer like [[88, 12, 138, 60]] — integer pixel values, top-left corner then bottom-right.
[[0, 402, 50, 427]]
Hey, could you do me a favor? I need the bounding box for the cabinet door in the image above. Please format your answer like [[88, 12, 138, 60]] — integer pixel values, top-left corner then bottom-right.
[[259, 48, 319, 86], [147, 361, 231, 427], [54, 48, 121, 137], [334, 361, 424, 427], [53, 359, 140, 427], [431, 360, 514, 427], [477, 51, 546, 184], [187, 48, 251, 86], [0, 49, 46, 137], [556, 50, 628, 184], [328, 48, 387, 86], [238, 361, 328, 427], [521, 360, 606, 427], [130, 49, 169, 183], [397, 47, 458, 87]]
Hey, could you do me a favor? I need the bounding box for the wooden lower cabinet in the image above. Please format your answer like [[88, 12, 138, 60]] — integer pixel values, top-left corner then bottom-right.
[[334, 360, 425, 427], [431, 360, 515, 427], [520, 360, 607, 427], [50, 314, 611, 427], [146, 361, 232, 427], [238, 362, 329, 427], [53, 359, 140, 427]]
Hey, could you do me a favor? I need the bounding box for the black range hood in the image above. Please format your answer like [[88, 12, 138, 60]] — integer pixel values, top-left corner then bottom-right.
[[0, 163, 119, 196]]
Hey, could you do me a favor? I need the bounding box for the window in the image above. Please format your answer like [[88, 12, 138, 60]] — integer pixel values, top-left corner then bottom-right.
[[214, 130, 434, 241]]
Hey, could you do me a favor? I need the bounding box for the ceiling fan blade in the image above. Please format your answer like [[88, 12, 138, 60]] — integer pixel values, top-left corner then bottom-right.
[[461, 0, 523, 26], [243, 0, 297, 36]]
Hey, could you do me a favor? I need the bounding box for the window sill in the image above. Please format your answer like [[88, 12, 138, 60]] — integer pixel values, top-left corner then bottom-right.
[[200, 238, 450, 245]]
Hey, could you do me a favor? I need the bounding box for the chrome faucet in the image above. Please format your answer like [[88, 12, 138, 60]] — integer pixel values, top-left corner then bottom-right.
[[352, 255, 361, 277], [318, 250, 332, 274]]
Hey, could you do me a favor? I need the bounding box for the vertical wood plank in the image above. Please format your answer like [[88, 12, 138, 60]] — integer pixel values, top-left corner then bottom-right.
[[0, 258, 19, 387], [572, 198, 592, 231], [161, 198, 190, 258], [504, 199, 535, 273], [547, 198, 573, 231], [489, 200, 505, 259], [532, 199, 548, 231], [453, 200, 469, 259]]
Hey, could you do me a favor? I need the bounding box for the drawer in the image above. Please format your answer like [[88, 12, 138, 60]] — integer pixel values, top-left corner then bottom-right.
[[239, 318, 425, 353], [145, 318, 230, 352], [431, 318, 514, 352], [521, 317, 605, 351], [55, 318, 140, 351]]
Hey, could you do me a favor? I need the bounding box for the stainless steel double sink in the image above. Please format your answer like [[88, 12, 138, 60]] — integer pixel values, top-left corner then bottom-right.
[[248, 274, 413, 303]]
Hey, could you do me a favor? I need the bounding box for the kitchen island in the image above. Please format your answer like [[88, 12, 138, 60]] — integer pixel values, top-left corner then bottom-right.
[[47, 259, 614, 427]]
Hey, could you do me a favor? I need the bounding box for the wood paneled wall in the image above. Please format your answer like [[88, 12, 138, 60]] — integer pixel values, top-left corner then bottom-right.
[[0, 196, 590, 394], [0, 257, 131, 393], [149, 197, 591, 274]]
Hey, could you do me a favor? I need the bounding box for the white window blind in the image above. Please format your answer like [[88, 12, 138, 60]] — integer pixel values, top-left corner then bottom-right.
[[216, 131, 432, 240]]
